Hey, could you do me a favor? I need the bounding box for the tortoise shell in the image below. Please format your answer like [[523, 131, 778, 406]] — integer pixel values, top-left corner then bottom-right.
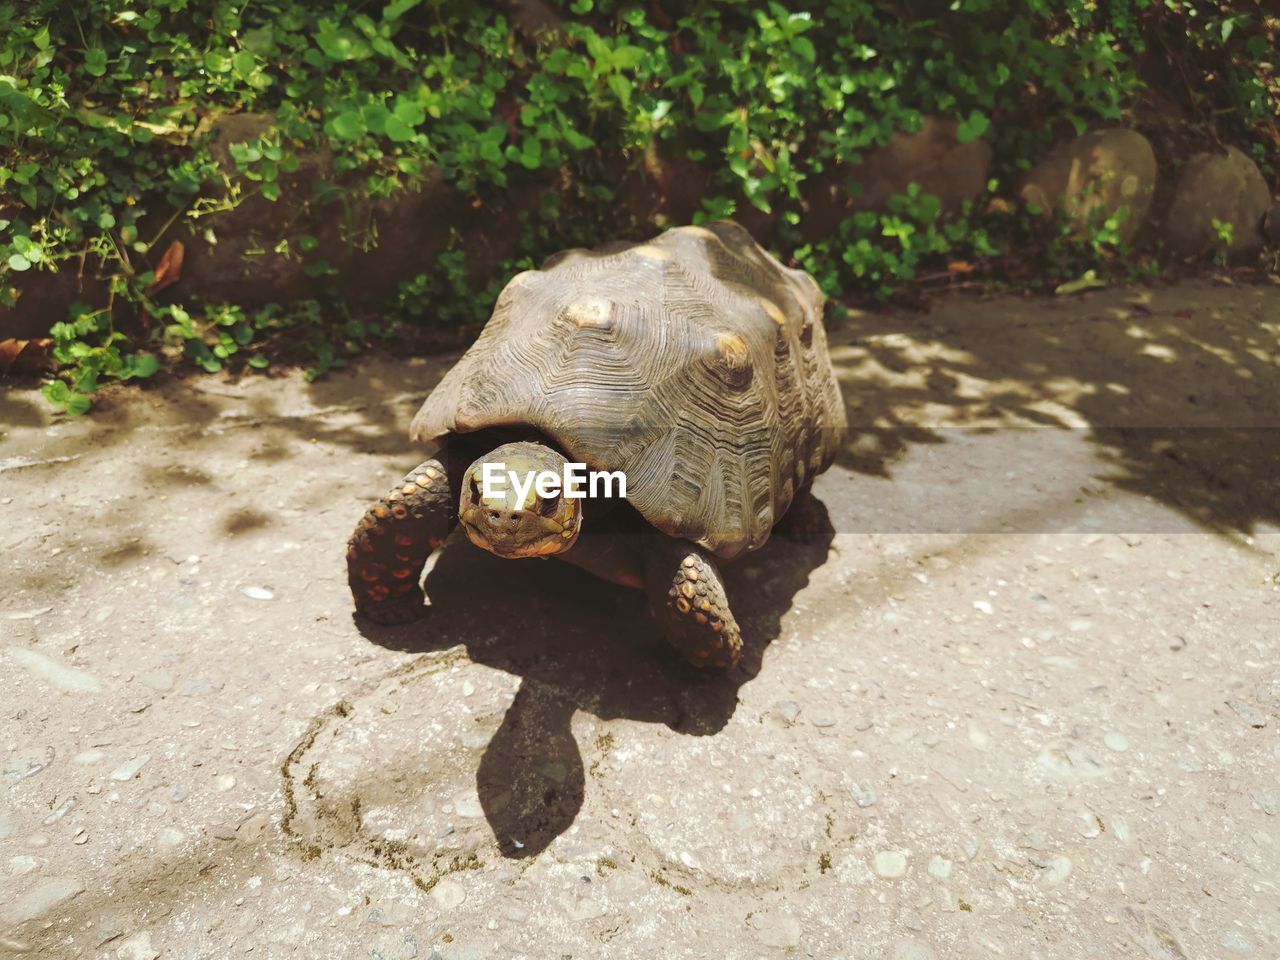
[[410, 220, 847, 559]]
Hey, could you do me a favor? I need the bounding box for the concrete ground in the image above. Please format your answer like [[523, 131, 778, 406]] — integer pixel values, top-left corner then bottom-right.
[[2, 281, 1278, 959]]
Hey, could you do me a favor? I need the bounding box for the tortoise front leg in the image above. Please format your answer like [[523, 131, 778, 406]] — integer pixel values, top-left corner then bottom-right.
[[643, 539, 742, 671], [347, 458, 455, 624]]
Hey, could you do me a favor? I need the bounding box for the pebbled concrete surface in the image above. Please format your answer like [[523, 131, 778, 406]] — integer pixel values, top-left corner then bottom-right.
[[1, 281, 1278, 958]]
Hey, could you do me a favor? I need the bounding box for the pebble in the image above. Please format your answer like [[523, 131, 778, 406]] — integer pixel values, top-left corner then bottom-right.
[[430, 878, 466, 910], [157, 828, 186, 851], [808, 709, 837, 728], [96, 910, 130, 946], [927, 855, 952, 879], [241, 586, 274, 601], [213, 774, 236, 792], [1040, 855, 1073, 887], [560, 895, 606, 922], [5, 647, 103, 693], [137, 671, 175, 693], [0, 812, 14, 841], [754, 911, 802, 948], [849, 783, 878, 808], [1225, 699, 1266, 728], [1252, 790, 1280, 816], [1104, 732, 1131, 752], [0, 877, 85, 925], [74, 749, 105, 765], [973, 600, 993, 615], [3, 746, 55, 781], [170, 784, 189, 803], [9, 855, 39, 876], [115, 931, 160, 960], [4, 608, 50, 620], [1220, 931, 1253, 954], [452, 792, 483, 818], [773, 700, 801, 723], [42, 795, 76, 825], [874, 851, 909, 879], [110, 754, 151, 782]]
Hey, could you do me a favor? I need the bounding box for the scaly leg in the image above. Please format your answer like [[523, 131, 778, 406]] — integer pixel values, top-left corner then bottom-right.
[[347, 458, 455, 624], [643, 539, 742, 670]]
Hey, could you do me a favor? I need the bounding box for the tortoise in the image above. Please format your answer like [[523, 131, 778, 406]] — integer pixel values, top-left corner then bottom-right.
[[347, 220, 846, 670]]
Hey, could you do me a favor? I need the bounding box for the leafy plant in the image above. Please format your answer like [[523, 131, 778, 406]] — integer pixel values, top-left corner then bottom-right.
[[0, 0, 1275, 412]]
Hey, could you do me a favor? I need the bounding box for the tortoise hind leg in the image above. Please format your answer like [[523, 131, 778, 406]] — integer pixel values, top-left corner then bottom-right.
[[348, 458, 455, 624], [643, 539, 742, 671]]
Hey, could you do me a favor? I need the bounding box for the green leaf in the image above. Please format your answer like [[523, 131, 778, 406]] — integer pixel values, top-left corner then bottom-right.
[[84, 48, 108, 77], [328, 109, 364, 140], [43, 380, 70, 404], [392, 98, 425, 127], [128, 353, 159, 378], [241, 25, 275, 56], [956, 110, 990, 144], [384, 115, 414, 142], [204, 49, 232, 73], [606, 74, 632, 109], [8, 253, 31, 271], [66, 393, 92, 416], [316, 24, 372, 61], [248, 356, 270, 369], [382, 0, 422, 21], [232, 50, 257, 80]]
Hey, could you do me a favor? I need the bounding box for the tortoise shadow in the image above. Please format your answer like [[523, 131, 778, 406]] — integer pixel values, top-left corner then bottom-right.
[[353, 498, 835, 858]]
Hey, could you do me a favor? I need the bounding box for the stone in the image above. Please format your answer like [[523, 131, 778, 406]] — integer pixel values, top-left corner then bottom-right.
[[429, 878, 465, 910], [109, 754, 151, 782], [3, 747, 54, 781], [803, 115, 992, 239], [849, 783, 878, 808], [874, 850, 909, 879], [115, 931, 160, 960], [1040, 855, 1073, 887], [560, 895, 606, 922], [1253, 789, 1280, 816], [0, 878, 85, 925], [754, 910, 802, 948], [1263, 205, 1280, 245], [1104, 732, 1131, 752], [1220, 931, 1253, 954], [1224, 698, 1266, 728], [1164, 146, 1270, 259], [926, 855, 952, 879], [1019, 128, 1156, 242], [5, 647, 103, 694]]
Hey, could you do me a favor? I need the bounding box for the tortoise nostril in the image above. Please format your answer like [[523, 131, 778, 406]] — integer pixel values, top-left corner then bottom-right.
[[489, 511, 500, 521], [510, 512, 521, 520]]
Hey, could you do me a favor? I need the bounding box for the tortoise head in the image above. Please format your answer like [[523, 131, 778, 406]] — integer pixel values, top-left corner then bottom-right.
[[459, 441, 583, 559]]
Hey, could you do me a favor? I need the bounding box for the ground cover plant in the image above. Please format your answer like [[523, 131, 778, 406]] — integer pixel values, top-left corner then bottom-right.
[[0, 0, 1276, 412]]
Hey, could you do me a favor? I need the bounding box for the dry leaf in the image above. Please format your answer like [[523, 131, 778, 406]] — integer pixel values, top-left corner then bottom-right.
[[946, 260, 976, 275], [147, 240, 185, 294]]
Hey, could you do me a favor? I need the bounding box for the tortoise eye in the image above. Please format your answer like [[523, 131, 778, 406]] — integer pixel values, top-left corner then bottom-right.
[[535, 493, 559, 516]]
